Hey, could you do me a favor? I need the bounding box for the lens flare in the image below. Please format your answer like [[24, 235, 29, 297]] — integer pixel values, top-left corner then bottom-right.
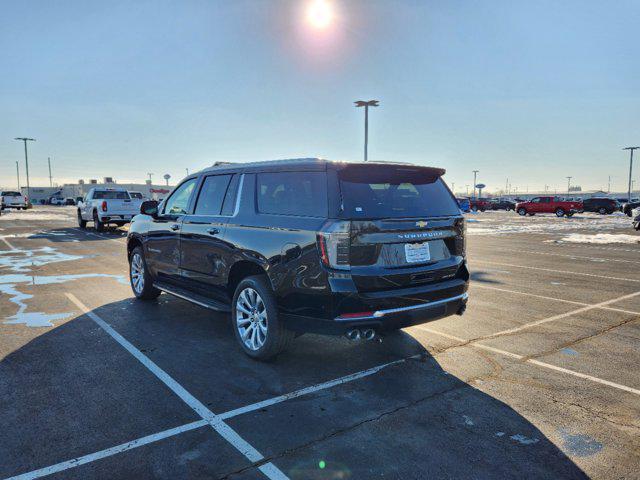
[[306, 0, 334, 30]]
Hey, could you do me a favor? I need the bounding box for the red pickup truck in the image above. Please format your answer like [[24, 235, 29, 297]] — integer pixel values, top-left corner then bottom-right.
[[515, 196, 582, 217]]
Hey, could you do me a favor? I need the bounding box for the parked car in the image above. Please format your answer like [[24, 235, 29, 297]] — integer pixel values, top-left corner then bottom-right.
[[0, 191, 28, 210], [582, 197, 618, 215], [127, 159, 469, 360], [49, 196, 65, 205], [456, 197, 470, 212], [515, 196, 582, 217], [623, 201, 640, 217], [633, 211, 640, 231], [489, 199, 516, 211], [469, 198, 490, 212], [78, 187, 143, 231]]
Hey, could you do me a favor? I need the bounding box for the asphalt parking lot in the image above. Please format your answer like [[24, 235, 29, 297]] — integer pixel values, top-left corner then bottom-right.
[[1, 206, 639, 479]]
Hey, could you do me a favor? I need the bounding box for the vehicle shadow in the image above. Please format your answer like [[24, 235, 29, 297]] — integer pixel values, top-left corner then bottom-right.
[[23, 227, 128, 242], [470, 270, 502, 284], [0, 296, 589, 479]]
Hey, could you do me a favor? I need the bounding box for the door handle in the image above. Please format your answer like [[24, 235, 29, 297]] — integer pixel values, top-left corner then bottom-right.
[[207, 228, 220, 235], [170, 224, 181, 231]]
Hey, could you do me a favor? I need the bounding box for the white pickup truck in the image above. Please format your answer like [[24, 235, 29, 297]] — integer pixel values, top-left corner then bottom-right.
[[78, 187, 143, 231], [1, 191, 28, 210]]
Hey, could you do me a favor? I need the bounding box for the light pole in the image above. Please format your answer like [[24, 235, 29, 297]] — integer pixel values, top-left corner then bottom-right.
[[607, 175, 611, 193], [623, 147, 639, 201], [472, 170, 479, 199], [14, 137, 35, 201], [566, 176, 572, 194], [163, 174, 171, 186], [354, 100, 379, 162], [147, 172, 154, 183], [15, 161, 20, 190], [48, 157, 53, 187], [185, 168, 189, 176]]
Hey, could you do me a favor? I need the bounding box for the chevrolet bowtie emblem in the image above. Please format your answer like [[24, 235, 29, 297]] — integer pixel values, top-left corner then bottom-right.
[[415, 220, 428, 228]]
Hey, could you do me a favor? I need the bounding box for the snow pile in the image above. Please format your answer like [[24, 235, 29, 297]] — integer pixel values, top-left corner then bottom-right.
[[550, 233, 640, 245]]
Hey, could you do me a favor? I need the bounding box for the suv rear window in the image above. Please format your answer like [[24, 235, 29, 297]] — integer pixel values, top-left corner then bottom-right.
[[257, 171, 327, 217], [2, 191, 21, 197], [338, 166, 458, 218], [93, 191, 130, 199]]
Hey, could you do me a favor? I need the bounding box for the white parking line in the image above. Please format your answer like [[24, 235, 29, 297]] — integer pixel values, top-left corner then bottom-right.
[[5, 420, 208, 480], [219, 356, 414, 420], [71, 228, 126, 244], [5, 330, 416, 480], [500, 249, 640, 265], [1, 237, 16, 250], [65, 293, 287, 480], [473, 260, 640, 283], [487, 290, 640, 337], [472, 284, 640, 316], [416, 326, 640, 395]]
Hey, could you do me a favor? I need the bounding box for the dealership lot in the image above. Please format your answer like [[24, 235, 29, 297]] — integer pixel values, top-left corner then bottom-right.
[[1, 207, 639, 479]]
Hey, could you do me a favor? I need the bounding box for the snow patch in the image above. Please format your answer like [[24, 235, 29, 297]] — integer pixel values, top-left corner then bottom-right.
[[551, 233, 640, 245]]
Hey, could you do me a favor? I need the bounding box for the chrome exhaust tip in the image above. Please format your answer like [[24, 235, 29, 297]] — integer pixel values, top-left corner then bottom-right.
[[362, 328, 376, 341], [345, 329, 361, 341]]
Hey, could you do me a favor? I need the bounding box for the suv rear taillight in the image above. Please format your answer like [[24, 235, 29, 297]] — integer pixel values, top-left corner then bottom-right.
[[101, 200, 107, 212], [317, 220, 351, 270], [454, 217, 466, 256]]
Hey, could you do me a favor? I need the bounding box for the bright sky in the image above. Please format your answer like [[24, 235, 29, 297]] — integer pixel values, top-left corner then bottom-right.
[[1, 0, 639, 193]]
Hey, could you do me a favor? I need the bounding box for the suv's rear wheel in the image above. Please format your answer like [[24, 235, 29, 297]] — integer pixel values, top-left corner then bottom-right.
[[555, 208, 565, 217], [232, 275, 294, 361], [517, 208, 527, 216], [129, 246, 161, 300], [598, 207, 607, 215]]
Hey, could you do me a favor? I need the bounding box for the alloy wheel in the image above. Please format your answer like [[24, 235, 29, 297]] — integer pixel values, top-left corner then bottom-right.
[[130, 253, 145, 294], [236, 287, 267, 351]]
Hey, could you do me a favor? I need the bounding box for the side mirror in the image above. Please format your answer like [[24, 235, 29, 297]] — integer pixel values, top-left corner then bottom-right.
[[140, 200, 159, 217]]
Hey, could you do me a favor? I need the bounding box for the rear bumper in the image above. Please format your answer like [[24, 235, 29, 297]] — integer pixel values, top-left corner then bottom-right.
[[282, 280, 469, 335]]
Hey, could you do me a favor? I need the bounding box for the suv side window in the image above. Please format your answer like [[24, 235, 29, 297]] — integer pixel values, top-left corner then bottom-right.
[[194, 175, 232, 216], [531, 197, 540, 203], [257, 171, 327, 217], [163, 178, 197, 215]]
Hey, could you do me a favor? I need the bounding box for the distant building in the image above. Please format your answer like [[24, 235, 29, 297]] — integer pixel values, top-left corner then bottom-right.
[[22, 180, 174, 204]]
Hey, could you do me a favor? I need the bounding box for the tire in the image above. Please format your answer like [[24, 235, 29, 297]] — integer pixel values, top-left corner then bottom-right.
[[232, 275, 294, 361], [129, 246, 161, 300], [77, 210, 87, 229], [518, 208, 527, 216], [555, 208, 565, 217], [598, 207, 607, 215], [566, 213, 574, 217], [471, 206, 478, 212], [93, 210, 104, 232]]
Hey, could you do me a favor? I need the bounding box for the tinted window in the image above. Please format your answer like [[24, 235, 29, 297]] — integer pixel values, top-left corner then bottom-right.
[[257, 171, 327, 217], [338, 166, 458, 218], [194, 175, 232, 215], [163, 178, 197, 215], [221, 174, 241, 215], [93, 190, 130, 199], [2, 191, 21, 196]]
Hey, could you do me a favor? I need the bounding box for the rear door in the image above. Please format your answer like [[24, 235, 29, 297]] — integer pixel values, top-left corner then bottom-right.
[[179, 173, 239, 301], [334, 164, 465, 292]]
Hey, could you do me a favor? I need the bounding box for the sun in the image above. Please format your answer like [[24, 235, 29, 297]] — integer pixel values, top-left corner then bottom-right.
[[306, 0, 334, 30]]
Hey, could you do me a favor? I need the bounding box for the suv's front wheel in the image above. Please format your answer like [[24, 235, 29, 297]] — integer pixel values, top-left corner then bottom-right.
[[129, 246, 161, 300], [517, 207, 527, 216], [232, 275, 294, 361]]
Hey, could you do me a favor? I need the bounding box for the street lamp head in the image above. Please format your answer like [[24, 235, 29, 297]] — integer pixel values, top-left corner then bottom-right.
[[14, 137, 35, 141], [354, 100, 379, 107], [623, 146, 640, 150]]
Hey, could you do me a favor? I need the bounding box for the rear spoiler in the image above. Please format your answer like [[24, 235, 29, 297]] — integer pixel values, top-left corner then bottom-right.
[[333, 163, 446, 183]]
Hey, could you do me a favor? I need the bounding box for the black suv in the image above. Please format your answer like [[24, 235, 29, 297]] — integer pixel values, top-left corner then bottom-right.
[[127, 159, 469, 360], [582, 197, 618, 215]]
